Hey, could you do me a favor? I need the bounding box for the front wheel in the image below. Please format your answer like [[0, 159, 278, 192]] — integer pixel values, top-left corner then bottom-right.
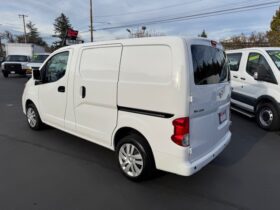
[[3, 72, 8, 78], [116, 134, 155, 181], [256, 103, 280, 131], [26, 103, 43, 130]]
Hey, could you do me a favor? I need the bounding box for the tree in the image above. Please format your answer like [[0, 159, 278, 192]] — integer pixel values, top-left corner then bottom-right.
[[16, 21, 48, 47], [267, 7, 280, 46], [26, 21, 40, 43], [3, 31, 15, 43], [52, 13, 72, 48], [221, 32, 269, 50], [198, 29, 208, 38], [127, 26, 165, 38]]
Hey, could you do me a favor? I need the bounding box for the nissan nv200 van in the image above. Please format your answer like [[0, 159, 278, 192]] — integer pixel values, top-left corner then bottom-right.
[[22, 37, 231, 181]]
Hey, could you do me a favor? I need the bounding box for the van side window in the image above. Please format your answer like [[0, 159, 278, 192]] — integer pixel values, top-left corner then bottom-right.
[[246, 53, 272, 76], [227, 53, 242, 71], [43, 51, 69, 83]]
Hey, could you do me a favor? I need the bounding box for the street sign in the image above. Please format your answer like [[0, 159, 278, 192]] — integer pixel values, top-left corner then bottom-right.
[[67, 28, 78, 40]]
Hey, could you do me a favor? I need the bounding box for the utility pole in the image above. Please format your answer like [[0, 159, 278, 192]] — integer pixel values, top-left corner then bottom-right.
[[90, 0, 93, 42], [0, 24, 3, 56], [19, 14, 28, 43]]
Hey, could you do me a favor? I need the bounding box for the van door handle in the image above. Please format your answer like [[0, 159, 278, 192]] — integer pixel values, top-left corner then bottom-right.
[[240, 77, 246, 81], [58, 86, 65, 92], [233, 76, 238, 79], [81, 86, 86, 98]]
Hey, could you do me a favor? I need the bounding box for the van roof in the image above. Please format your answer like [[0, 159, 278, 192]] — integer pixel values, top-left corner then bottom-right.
[[58, 36, 221, 51], [226, 47, 280, 54]]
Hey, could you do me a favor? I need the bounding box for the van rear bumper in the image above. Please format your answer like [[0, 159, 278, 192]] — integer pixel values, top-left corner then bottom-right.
[[155, 131, 231, 176], [181, 131, 231, 176]]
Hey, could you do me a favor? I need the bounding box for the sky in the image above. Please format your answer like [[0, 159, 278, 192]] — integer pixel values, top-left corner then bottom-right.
[[0, 0, 279, 45]]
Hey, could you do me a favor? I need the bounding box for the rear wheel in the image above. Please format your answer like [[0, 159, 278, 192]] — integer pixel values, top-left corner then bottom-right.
[[26, 103, 43, 130], [116, 133, 155, 181], [256, 103, 280, 131]]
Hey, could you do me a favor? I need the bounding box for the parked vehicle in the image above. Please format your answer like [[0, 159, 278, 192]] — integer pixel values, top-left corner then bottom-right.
[[1, 43, 45, 78], [26, 53, 50, 76], [5, 43, 45, 57], [0, 57, 4, 66], [1, 55, 31, 77], [227, 48, 280, 131], [22, 37, 231, 181]]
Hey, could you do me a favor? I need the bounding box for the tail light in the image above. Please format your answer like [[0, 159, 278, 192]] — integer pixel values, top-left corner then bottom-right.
[[171, 117, 190, 147]]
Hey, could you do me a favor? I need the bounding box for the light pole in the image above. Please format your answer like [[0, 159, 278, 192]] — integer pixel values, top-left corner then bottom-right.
[[142, 26, 146, 37]]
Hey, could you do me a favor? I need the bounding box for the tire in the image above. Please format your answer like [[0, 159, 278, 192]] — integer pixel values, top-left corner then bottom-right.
[[256, 103, 280, 131], [26, 103, 43, 130], [116, 133, 156, 182], [3, 72, 8, 78]]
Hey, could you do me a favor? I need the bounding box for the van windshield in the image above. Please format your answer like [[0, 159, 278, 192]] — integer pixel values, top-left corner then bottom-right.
[[6, 55, 28, 62], [31, 54, 49, 63], [191, 45, 229, 85], [267, 50, 280, 70]]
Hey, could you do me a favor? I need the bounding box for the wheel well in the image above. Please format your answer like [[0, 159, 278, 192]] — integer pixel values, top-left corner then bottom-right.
[[113, 127, 146, 148], [113, 127, 156, 166], [25, 99, 34, 109], [255, 97, 276, 112]]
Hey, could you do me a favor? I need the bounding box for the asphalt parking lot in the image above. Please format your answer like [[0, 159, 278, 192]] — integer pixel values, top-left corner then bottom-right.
[[0, 74, 280, 210]]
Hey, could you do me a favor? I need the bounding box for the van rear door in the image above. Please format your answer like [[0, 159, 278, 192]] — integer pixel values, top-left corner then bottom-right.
[[187, 40, 231, 162]]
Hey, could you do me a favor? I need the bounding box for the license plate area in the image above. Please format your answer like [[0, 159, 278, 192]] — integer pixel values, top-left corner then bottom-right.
[[219, 110, 227, 124]]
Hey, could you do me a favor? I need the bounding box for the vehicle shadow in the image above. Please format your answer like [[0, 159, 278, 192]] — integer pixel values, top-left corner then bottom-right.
[[212, 111, 268, 167]]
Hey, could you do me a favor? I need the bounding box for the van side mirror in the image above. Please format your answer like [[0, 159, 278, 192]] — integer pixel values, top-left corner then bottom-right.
[[253, 67, 276, 84], [33, 70, 42, 85], [253, 70, 267, 81]]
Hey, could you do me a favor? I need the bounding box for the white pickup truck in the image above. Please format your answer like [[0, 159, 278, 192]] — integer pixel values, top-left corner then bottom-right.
[[1, 43, 45, 78], [227, 48, 280, 131]]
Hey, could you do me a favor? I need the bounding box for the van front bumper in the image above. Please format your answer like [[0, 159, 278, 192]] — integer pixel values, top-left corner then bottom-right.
[[154, 131, 231, 176]]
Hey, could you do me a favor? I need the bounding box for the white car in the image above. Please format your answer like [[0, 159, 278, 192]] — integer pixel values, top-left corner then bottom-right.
[[22, 37, 231, 181], [227, 48, 280, 131]]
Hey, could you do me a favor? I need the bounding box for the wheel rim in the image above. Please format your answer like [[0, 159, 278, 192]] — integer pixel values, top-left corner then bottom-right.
[[27, 107, 37, 127], [259, 107, 273, 127], [118, 143, 144, 177]]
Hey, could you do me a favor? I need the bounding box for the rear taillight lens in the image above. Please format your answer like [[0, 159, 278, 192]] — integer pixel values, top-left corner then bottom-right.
[[171, 117, 190, 147]]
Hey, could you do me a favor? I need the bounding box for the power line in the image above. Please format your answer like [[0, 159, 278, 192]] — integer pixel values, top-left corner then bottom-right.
[[127, 0, 259, 25], [95, 1, 279, 31], [95, 0, 203, 18], [96, 0, 256, 20]]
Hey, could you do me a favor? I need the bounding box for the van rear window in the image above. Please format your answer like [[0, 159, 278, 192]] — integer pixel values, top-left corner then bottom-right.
[[191, 45, 229, 85]]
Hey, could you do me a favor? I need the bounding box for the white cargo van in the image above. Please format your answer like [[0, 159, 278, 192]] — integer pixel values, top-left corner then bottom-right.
[[227, 48, 280, 131], [22, 37, 231, 181]]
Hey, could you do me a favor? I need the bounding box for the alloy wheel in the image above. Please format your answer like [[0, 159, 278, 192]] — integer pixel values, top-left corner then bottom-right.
[[118, 143, 144, 177]]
